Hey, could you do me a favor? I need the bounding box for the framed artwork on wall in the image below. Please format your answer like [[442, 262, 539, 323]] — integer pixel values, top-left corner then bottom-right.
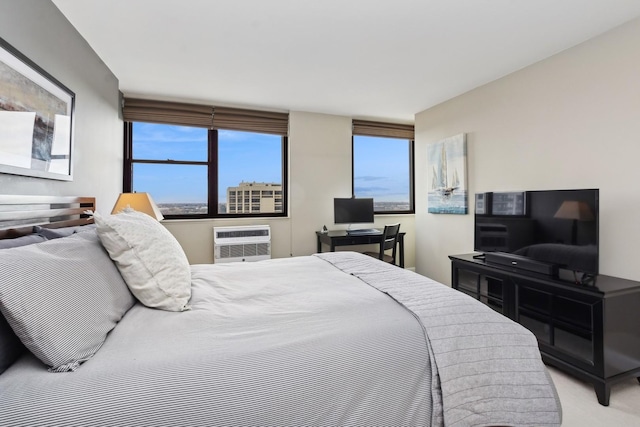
[[427, 133, 468, 214], [0, 36, 75, 181]]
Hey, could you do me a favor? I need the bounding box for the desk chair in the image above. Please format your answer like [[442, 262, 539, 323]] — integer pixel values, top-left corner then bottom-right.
[[364, 223, 401, 265]]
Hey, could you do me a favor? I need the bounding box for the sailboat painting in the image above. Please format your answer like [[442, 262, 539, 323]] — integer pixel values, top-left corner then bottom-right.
[[427, 133, 468, 214]]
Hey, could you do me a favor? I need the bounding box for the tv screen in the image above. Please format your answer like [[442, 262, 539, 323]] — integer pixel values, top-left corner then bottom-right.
[[475, 189, 599, 275], [334, 198, 374, 224]]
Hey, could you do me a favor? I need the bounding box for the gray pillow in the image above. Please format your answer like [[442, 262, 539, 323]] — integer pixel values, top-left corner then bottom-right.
[[0, 233, 47, 249], [0, 230, 135, 372], [0, 234, 40, 374], [0, 234, 46, 372], [33, 224, 96, 240]]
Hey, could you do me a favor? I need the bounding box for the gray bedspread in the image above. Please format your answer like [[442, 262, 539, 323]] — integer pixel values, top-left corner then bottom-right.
[[1, 254, 433, 426], [315, 251, 562, 426]]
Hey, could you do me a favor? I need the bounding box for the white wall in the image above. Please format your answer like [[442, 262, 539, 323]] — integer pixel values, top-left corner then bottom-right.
[[0, 0, 122, 212], [415, 17, 640, 284], [289, 111, 352, 256]]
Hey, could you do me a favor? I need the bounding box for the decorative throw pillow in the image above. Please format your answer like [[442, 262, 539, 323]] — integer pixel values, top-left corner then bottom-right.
[[93, 209, 191, 312], [0, 231, 135, 372]]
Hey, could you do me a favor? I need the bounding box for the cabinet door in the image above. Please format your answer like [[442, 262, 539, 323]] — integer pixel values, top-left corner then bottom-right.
[[454, 267, 508, 316], [455, 268, 479, 296], [514, 280, 598, 373], [515, 285, 553, 345], [479, 275, 507, 315], [553, 295, 596, 365]]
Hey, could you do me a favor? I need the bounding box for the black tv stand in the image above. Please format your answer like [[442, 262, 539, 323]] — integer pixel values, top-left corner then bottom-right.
[[450, 253, 640, 406], [579, 272, 597, 286]]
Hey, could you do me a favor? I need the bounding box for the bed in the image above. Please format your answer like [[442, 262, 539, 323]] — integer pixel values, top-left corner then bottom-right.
[[0, 195, 562, 427]]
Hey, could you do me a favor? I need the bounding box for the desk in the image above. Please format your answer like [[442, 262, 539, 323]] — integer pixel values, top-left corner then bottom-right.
[[315, 230, 405, 268]]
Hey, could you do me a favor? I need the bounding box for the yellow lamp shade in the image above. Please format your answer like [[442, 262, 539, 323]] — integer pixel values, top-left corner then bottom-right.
[[111, 192, 164, 221]]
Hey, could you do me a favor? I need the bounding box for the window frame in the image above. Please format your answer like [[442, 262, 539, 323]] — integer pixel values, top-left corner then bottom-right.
[[351, 135, 415, 215], [123, 121, 288, 220]]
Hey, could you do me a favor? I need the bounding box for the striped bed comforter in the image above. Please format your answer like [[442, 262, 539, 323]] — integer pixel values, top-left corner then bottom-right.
[[316, 251, 562, 426], [0, 252, 560, 426]]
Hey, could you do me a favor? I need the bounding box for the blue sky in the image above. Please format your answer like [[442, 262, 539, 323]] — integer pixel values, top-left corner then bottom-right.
[[132, 123, 410, 204], [353, 135, 410, 203], [132, 123, 281, 204]]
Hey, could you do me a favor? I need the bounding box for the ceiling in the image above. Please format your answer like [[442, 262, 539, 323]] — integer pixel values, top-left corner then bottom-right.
[[52, 0, 640, 123]]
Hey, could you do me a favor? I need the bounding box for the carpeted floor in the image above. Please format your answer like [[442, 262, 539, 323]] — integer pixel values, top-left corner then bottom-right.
[[547, 365, 640, 426]]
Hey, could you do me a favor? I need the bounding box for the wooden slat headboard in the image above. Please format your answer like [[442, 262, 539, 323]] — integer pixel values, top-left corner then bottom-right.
[[0, 195, 95, 239]]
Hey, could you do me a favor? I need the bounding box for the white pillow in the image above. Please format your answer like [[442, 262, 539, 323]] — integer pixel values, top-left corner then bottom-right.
[[93, 209, 191, 312]]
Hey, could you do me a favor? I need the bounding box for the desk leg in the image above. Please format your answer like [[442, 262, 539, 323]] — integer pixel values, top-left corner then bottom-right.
[[399, 235, 405, 268]]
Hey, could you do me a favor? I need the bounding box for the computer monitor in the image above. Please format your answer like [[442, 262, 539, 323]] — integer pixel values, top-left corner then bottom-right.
[[334, 198, 374, 224]]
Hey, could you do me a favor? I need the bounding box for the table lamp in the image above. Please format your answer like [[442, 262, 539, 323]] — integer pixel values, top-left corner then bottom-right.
[[111, 192, 164, 221]]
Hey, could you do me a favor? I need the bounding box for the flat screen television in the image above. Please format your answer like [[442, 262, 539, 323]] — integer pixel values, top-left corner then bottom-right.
[[475, 189, 599, 277], [334, 197, 374, 225]]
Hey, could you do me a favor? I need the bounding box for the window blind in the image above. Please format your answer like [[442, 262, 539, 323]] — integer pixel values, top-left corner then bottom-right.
[[352, 120, 414, 140], [213, 107, 289, 136], [123, 98, 288, 135], [122, 98, 214, 128]]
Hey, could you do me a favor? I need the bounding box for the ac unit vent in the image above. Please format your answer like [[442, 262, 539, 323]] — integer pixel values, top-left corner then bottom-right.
[[213, 225, 271, 263], [216, 229, 269, 239]]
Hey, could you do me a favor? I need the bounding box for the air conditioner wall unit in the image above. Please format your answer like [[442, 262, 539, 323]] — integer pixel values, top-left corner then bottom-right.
[[213, 225, 271, 263]]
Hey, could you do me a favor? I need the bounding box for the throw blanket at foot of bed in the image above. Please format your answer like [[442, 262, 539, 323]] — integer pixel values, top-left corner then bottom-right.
[[315, 252, 562, 427]]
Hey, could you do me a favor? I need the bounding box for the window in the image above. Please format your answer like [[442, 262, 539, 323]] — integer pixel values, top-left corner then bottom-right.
[[352, 120, 414, 213], [123, 99, 288, 219], [126, 122, 210, 216], [217, 130, 285, 216]]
